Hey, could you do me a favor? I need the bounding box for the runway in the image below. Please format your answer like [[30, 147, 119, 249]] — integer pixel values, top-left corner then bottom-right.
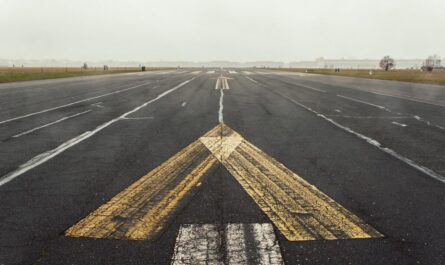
[[0, 68, 444, 264]]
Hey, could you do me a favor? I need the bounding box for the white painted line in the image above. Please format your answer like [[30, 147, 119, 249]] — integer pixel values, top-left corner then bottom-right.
[[219, 87, 224, 123], [229, 70, 237, 74], [12, 110, 92, 138], [0, 81, 152, 125], [337, 95, 386, 109], [279, 92, 445, 184], [172, 224, 283, 265], [226, 224, 248, 264], [122, 117, 154, 120], [295, 83, 327, 93], [246, 76, 258, 84], [252, 223, 284, 265], [242, 71, 253, 75], [191, 71, 201, 75], [172, 224, 222, 264], [360, 90, 445, 108], [392, 121, 407, 127], [0, 78, 195, 187], [215, 78, 220, 90], [324, 115, 411, 119], [223, 78, 230, 90], [181, 102, 187, 107], [335, 109, 342, 113], [207, 70, 215, 74]]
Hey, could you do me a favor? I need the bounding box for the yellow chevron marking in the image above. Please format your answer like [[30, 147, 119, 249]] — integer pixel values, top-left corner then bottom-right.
[[66, 123, 382, 241], [65, 139, 217, 240], [200, 124, 382, 241]]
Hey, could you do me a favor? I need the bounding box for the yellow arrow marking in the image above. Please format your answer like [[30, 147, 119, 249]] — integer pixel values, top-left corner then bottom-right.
[[65, 124, 382, 241]]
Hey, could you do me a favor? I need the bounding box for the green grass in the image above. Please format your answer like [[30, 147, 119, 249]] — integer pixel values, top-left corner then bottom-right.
[[271, 68, 445, 86], [0, 67, 171, 83]]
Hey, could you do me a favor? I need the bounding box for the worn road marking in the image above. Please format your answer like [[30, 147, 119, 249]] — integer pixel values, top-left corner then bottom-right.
[[181, 102, 187, 107], [242, 71, 253, 75], [324, 115, 411, 119], [295, 83, 327, 93], [122, 116, 154, 120], [66, 139, 217, 240], [337, 95, 386, 110], [191, 71, 201, 74], [278, 92, 445, 184], [12, 110, 92, 138], [201, 124, 382, 241], [392, 121, 407, 127], [0, 81, 152, 125], [246, 76, 258, 84], [215, 76, 231, 90], [0, 78, 195, 187], [229, 70, 237, 74], [171, 223, 283, 265], [65, 124, 382, 242], [207, 70, 216, 74]]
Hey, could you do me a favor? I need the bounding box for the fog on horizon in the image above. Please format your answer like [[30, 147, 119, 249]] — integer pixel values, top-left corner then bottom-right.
[[1, 0, 444, 62]]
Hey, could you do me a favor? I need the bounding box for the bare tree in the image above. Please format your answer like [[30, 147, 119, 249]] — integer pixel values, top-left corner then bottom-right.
[[379, 56, 395, 71], [422, 55, 441, 72], [82, 62, 88, 70]]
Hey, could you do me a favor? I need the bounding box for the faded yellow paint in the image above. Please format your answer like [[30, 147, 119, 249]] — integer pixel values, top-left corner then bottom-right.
[[65, 139, 216, 240], [200, 124, 383, 241], [66, 123, 382, 242]]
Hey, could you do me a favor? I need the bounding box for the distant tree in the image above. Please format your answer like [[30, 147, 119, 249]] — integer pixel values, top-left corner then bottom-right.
[[82, 62, 88, 70], [422, 55, 441, 72], [379, 56, 395, 71]]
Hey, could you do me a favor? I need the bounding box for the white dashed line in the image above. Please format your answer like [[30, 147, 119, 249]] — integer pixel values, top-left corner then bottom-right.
[[246, 76, 258, 84], [229, 70, 237, 74], [12, 110, 92, 138], [207, 70, 215, 74], [392, 121, 407, 127], [0, 78, 195, 187], [0, 81, 152, 125], [181, 102, 187, 107], [278, 92, 445, 184], [337, 95, 386, 109]]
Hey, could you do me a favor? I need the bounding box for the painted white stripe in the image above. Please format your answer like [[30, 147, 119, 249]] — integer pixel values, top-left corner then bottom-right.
[[324, 115, 411, 119], [252, 223, 284, 265], [0, 78, 195, 187], [191, 71, 201, 75], [172, 224, 283, 265], [229, 70, 237, 74], [122, 116, 154, 120], [207, 70, 215, 74], [0, 81, 152, 125], [337, 95, 386, 109], [223, 78, 230, 90], [181, 102, 187, 107], [215, 78, 220, 90], [12, 110, 92, 138], [226, 224, 248, 264], [219, 87, 224, 123], [279, 92, 445, 184], [242, 71, 253, 75], [172, 224, 223, 264], [246, 76, 258, 84], [392, 121, 407, 127], [295, 83, 327, 93]]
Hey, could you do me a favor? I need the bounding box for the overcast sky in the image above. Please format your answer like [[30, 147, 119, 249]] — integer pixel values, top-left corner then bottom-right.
[[1, 0, 444, 62]]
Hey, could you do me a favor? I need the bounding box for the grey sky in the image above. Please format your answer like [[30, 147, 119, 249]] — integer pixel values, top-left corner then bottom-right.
[[1, 0, 444, 62]]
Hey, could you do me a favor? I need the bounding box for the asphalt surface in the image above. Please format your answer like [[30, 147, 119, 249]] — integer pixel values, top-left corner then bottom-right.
[[0, 69, 444, 265]]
